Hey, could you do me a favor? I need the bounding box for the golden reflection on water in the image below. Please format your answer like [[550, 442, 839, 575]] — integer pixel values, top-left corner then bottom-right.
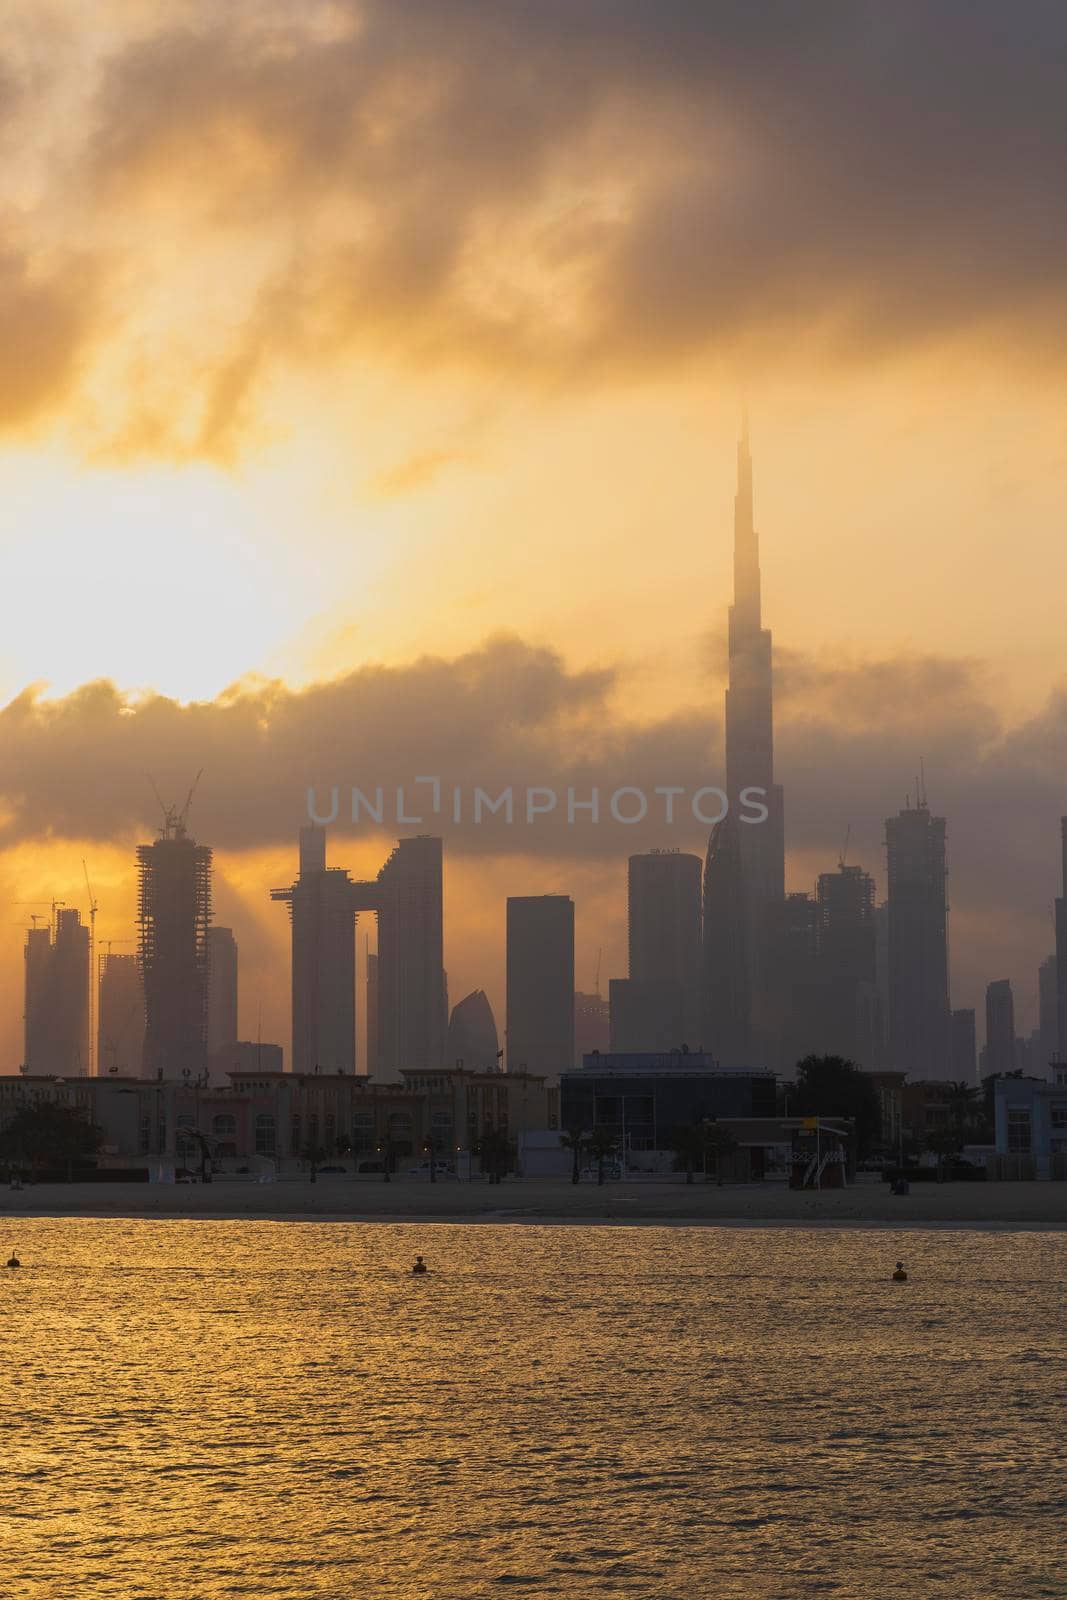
[[2, 1221, 1064, 1599]]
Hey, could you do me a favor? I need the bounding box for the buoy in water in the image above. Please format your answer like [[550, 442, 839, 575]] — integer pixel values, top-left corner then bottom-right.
[[6, 1254, 20, 1269], [412, 1255, 428, 1275], [892, 1261, 907, 1282]]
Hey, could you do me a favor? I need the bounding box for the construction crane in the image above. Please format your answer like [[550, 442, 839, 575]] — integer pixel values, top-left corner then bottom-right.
[[148, 769, 204, 839], [15, 900, 66, 934], [83, 863, 98, 1076], [838, 825, 851, 871], [593, 946, 603, 998]]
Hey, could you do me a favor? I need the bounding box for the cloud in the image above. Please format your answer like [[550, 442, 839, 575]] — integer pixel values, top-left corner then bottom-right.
[[2, 1, 1066, 451], [3, 632, 1065, 1028]]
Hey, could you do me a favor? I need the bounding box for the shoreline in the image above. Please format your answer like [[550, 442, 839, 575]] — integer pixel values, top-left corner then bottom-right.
[[2, 1178, 1065, 1229]]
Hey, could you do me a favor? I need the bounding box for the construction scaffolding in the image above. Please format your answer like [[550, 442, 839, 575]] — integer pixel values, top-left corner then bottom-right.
[[137, 807, 212, 1078]]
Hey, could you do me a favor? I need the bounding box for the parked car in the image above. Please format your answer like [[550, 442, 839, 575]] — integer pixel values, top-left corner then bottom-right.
[[317, 1165, 347, 1174], [579, 1163, 623, 1182], [406, 1161, 457, 1179]]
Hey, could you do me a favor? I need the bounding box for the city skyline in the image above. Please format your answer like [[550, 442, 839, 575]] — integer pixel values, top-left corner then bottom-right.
[[4, 415, 1067, 1075], [2, 5, 1067, 1068]]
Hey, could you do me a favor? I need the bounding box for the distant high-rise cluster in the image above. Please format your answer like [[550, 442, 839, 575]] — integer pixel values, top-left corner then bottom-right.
[[16, 422, 1067, 1089]]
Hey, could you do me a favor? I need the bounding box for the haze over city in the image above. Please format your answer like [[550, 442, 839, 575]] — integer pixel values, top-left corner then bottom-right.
[[5, 11, 1067, 1600], [2, 0, 1066, 1062]]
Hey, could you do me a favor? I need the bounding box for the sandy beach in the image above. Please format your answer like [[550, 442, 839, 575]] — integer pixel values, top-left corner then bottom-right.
[[1, 1177, 1064, 1227]]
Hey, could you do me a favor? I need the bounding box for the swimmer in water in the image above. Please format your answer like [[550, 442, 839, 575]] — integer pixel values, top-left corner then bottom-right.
[[892, 1261, 907, 1281], [412, 1255, 428, 1275]]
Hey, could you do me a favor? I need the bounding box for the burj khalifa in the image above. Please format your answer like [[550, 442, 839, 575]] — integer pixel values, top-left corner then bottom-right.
[[703, 418, 785, 1066]]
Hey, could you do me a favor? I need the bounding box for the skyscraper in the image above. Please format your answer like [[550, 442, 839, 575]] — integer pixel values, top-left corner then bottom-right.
[[138, 813, 212, 1079], [206, 927, 239, 1062], [984, 979, 1016, 1077], [950, 1007, 977, 1084], [1054, 818, 1067, 1062], [23, 910, 91, 1076], [272, 826, 359, 1075], [885, 800, 950, 1076], [98, 953, 145, 1076], [627, 850, 703, 1047], [702, 815, 749, 1065], [273, 830, 448, 1080], [506, 896, 574, 1075], [815, 862, 879, 1065], [447, 989, 500, 1071], [703, 418, 785, 1066], [365, 950, 378, 1076], [1037, 953, 1058, 1072], [573, 989, 610, 1065], [373, 835, 447, 1079]]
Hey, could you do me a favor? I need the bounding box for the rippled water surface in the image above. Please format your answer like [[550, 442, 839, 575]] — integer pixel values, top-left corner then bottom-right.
[[2, 1220, 1064, 1598]]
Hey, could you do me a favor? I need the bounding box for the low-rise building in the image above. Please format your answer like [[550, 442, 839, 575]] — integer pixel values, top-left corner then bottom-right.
[[993, 1063, 1067, 1179]]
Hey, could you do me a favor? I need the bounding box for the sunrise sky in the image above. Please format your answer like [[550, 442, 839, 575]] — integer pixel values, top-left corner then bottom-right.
[[2, 0, 1066, 1063]]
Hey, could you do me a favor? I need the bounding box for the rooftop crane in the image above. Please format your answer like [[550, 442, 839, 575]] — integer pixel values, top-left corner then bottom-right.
[[148, 769, 204, 839]]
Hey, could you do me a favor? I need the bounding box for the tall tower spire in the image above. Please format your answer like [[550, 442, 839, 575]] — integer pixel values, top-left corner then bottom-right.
[[705, 411, 786, 1068], [732, 410, 761, 634]]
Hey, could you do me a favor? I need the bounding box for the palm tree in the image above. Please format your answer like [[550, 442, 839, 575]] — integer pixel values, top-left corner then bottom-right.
[[586, 1128, 617, 1186], [560, 1125, 587, 1185], [943, 1080, 980, 1139], [667, 1124, 705, 1184], [477, 1126, 512, 1184]]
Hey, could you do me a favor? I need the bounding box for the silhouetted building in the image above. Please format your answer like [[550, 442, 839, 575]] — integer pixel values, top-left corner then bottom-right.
[[886, 801, 950, 1076], [24, 910, 90, 1076], [704, 419, 785, 1068], [365, 951, 378, 1076], [138, 812, 213, 1079], [1055, 817, 1067, 1060], [561, 1053, 776, 1159], [231, 1040, 284, 1075], [506, 896, 574, 1075], [447, 989, 501, 1072], [985, 979, 1016, 1077], [98, 953, 145, 1077], [272, 826, 359, 1074], [950, 1007, 977, 1084], [627, 850, 703, 1047], [702, 814, 750, 1065], [273, 829, 447, 1081], [207, 927, 238, 1059], [610, 977, 687, 1053], [815, 862, 880, 1065], [771, 891, 820, 1070], [1038, 953, 1058, 1073], [574, 990, 610, 1065], [373, 836, 447, 1079]]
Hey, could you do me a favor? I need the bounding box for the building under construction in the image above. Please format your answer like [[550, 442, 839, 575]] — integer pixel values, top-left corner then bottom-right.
[[137, 797, 212, 1079]]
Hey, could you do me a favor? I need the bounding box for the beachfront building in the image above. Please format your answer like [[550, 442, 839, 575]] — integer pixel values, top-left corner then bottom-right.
[[993, 1064, 1067, 1179], [399, 1066, 558, 1159], [0, 1065, 559, 1179]]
